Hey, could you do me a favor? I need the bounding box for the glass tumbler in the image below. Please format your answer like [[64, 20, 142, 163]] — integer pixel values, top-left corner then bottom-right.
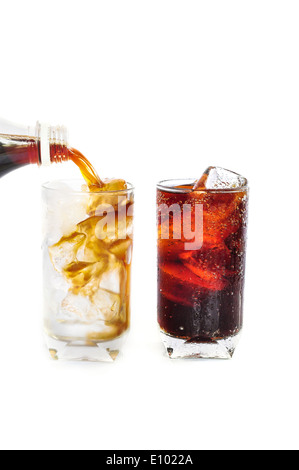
[[157, 176, 248, 359], [42, 180, 134, 362]]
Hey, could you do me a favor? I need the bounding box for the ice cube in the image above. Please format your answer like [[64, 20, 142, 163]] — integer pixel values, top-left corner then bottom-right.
[[193, 167, 247, 190], [87, 178, 128, 216], [43, 181, 88, 239], [92, 288, 121, 321], [60, 293, 92, 322], [76, 237, 109, 263], [63, 258, 109, 295], [99, 257, 127, 294], [109, 239, 132, 262], [102, 178, 127, 191], [60, 289, 121, 323], [49, 233, 86, 272], [92, 211, 133, 244]]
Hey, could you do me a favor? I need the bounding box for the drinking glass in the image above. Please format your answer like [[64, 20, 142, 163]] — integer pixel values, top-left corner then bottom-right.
[[42, 179, 134, 362], [157, 175, 248, 359]]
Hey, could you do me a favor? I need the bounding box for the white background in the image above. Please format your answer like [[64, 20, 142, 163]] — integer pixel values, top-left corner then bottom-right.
[[0, 0, 298, 451]]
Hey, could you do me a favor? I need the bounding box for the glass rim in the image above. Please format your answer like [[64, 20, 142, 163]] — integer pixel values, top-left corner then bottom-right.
[[156, 178, 249, 193], [42, 179, 135, 195]]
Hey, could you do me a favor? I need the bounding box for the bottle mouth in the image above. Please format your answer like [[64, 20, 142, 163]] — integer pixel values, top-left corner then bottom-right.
[[36, 122, 68, 166]]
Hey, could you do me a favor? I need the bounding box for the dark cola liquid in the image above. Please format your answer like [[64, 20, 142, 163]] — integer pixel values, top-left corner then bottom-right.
[[157, 184, 248, 342], [0, 135, 40, 177]]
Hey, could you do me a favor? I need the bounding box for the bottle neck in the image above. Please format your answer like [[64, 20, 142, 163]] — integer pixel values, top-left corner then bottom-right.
[[36, 122, 69, 166]]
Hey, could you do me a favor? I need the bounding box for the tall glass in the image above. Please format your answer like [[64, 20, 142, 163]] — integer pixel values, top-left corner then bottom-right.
[[157, 177, 248, 359], [42, 180, 134, 362]]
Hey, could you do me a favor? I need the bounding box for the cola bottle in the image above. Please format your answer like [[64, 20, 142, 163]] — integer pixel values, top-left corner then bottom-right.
[[0, 118, 103, 188], [0, 118, 71, 177]]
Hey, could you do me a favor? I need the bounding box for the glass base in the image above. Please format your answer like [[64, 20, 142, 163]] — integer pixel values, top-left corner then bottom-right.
[[160, 331, 241, 359], [45, 333, 128, 362]]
